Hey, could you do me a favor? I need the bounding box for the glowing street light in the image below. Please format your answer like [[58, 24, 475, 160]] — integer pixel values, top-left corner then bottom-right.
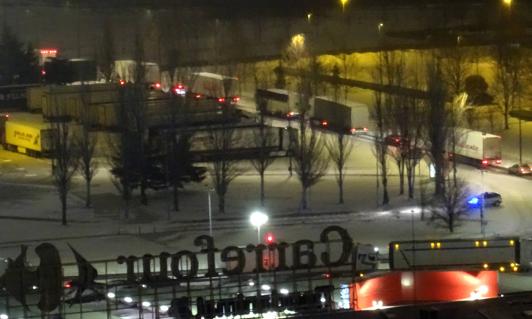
[[340, 0, 349, 11], [250, 211, 269, 243], [502, 0, 512, 7], [378, 22, 384, 34]]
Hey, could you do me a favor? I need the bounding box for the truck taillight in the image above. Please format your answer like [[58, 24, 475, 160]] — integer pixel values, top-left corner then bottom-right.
[[321, 120, 328, 127], [482, 159, 489, 166], [217, 97, 225, 103]]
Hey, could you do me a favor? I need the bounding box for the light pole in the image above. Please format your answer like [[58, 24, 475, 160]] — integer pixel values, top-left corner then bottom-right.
[[206, 186, 214, 237], [249, 211, 269, 244]]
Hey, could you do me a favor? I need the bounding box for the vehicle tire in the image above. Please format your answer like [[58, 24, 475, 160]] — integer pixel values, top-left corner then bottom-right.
[[494, 201, 501, 207]]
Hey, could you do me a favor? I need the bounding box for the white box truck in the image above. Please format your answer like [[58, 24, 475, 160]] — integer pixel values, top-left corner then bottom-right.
[[453, 129, 502, 166], [190, 72, 239, 103]]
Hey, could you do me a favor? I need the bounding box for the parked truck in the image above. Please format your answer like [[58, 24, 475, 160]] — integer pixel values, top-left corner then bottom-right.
[[388, 237, 532, 271], [453, 129, 502, 167], [310, 97, 371, 134], [255, 88, 300, 118], [0, 114, 54, 157], [190, 72, 240, 104]]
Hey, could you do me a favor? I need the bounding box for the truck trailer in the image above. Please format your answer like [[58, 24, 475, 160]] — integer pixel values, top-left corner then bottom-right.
[[310, 97, 371, 134], [453, 129, 502, 167], [0, 115, 54, 157], [255, 88, 300, 118]]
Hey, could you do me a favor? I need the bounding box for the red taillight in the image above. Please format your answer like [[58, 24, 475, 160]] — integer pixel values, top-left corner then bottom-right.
[[265, 232, 275, 244], [41, 69, 46, 76], [64, 281, 72, 289], [154, 82, 161, 89], [288, 111, 295, 117], [395, 138, 400, 143], [232, 96, 240, 102], [350, 128, 357, 134], [119, 79, 126, 86], [323, 273, 331, 279], [195, 94, 201, 99], [321, 120, 328, 127], [217, 97, 225, 103], [363, 127, 368, 132], [482, 160, 489, 165], [496, 159, 502, 164]]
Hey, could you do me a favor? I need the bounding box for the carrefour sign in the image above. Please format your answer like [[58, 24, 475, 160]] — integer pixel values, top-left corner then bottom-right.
[[0, 226, 376, 313]]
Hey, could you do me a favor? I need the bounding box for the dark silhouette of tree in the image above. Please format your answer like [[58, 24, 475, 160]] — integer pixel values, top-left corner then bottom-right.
[[427, 178, 470, 233], [76, 82, 98, 208], [250, 96, 277, 207], [274, 61, 286, 89], [326, 132, 353, 204], [98, 18, 115, 82], [464, 75, 493, 105], [0, 26, 39, 85], [50, 102, 79, 225], [426, 59, 449, 196], [493, 44, 527, 130]]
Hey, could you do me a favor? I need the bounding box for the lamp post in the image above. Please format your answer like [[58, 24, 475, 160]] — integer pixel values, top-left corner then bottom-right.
[[249, 211, 269, 244], [206, 186, 214, 237]]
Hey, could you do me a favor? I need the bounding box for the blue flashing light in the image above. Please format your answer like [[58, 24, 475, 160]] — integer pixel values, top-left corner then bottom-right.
[[468, 197, 479, 205]]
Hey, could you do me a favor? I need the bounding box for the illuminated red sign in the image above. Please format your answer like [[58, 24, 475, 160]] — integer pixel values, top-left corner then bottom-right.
[[352, 270, 498, 310]]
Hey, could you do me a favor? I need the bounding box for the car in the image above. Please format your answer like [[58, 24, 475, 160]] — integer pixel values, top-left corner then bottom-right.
[[508, 163, 531, 176], [384, 134, 408, 147], [466, 192, 502, 208]]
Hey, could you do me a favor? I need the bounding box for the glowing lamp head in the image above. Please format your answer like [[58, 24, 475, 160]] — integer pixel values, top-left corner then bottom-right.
[[250, 211, 268, 228]]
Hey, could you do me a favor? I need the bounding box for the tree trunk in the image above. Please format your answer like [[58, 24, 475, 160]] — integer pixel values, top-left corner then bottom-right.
[[260, 171, 265, 207], [449, 213, 454, 233], [140, 181, 148, 205], [381, 159, 389, 205], [399, 160, 405, 195], [407, 167, 415, 199], [218, 194, 225, 214], [61, 191, 67, 226], [301, 187, 308, 211], [173, 184, 179, 212], [338, 172, 344, 204], [85, 180, 91, 208]]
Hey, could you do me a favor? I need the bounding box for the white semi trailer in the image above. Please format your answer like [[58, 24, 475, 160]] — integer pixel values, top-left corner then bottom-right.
[[453, 129, 502, 167]]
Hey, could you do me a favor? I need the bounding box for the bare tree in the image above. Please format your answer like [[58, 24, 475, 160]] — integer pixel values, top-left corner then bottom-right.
[[50, 103, 79, 225], [250, 96, 277, 207], [292, 126, 329, 211], [76, 82, 97, 208], [207, 119, 242, 214], [326, 132, 354, 204], [425, 58, 449, 196], [98, 18, 115, 82], [439, 46, 471, 97], [492, 43, 527, 130], [428, 178, 470, 233], [206, 68, 243, 214]]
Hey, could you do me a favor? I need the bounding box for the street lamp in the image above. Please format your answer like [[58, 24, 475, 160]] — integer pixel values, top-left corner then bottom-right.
[[502, 0, 512, 7], [250, 211, 269, 243], [340, 0, 349, 12]]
